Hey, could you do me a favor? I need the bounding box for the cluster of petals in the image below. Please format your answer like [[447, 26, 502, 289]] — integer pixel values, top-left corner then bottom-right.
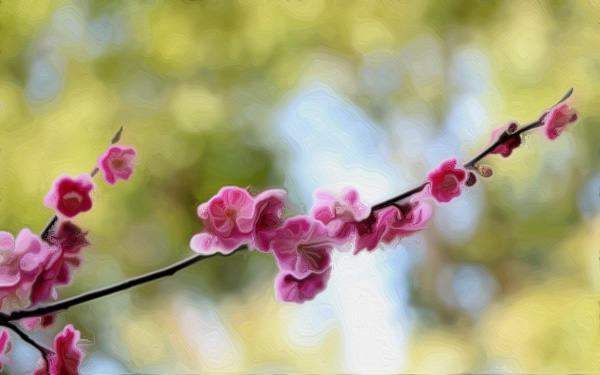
[[34, 324, 84, 375], [0, 229, 54, 309], [544, 103, 578, 141], [30, 221, 90, 307], [426, 158, 467, 203], [488, 122, 522, 158], [97, 145, 137, 185], [44, 174, 94, 218], [190, 187, 288, 254], [353, 199, 432, 253], [275, 268, 331, 303], [310, 188, 369, 240]]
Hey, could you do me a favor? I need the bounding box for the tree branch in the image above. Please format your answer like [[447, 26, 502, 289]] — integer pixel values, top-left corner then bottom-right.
[[1, 247, 246, 322], [3, 321, 53, 370]]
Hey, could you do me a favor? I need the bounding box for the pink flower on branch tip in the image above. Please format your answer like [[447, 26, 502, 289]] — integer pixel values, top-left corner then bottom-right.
[[544, 103, 578, 141], [97, 145, 137, 185], [44, 174, 94, 218], [269, 216, 340, 278], [426, 158, 467, 203], [275, 268, 331, 304]]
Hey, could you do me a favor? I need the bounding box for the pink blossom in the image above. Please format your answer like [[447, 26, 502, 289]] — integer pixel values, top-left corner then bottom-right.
[[269, 216, 339, 278], [426, 158, 467, 203], [30, 222, 89, 306], [97, 145, 137, 185], [488, 122, 522, 157], [275, 268, 331, 303], [353, 198, 432, 253], [191, 187, 256, 254], [44, 174, 94, 218], [310, 187, 368, 240], [0, 229, 53, 292], [0, 329, 10, 371], [46, 324, 84, 375], [380, 200, 432, 244], [251, 189, 288, 252], [544, 103, 578, 141]]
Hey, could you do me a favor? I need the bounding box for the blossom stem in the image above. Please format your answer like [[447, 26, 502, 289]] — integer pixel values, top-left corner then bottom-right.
[[463, 88, 573, 169], [40, 126, 124, 242], [3, 320, 53, 370], [0, 247, 247, 322], [370, 182, 429, 213], [12, 89, 577, 320]]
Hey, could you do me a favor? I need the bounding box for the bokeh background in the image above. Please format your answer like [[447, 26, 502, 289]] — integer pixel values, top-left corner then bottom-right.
[[0, 0, 599, 373]]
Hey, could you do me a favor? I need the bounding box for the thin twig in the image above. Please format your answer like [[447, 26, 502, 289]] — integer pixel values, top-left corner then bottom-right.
[[1, 247, 246, 322], [16, 89, 576, 321], [40, 126, 124, 242], [2, 321, 53, 370]]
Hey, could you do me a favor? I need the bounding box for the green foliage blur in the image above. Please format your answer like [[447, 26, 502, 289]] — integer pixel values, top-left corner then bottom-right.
[[0, 0, 598, 373]]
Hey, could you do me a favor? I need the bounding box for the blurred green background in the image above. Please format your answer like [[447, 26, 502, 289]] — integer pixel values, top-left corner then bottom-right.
[[0, 0, 599, 373]]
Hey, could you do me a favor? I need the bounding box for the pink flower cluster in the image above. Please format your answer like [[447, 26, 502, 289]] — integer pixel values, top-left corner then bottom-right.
[[191, 186, 436, 303], [0, 144, 136, 372]]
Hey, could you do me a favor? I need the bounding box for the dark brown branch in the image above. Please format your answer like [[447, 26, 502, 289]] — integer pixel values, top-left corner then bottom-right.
[[1, 247, 246, 322], [16, 89, 576, 321], [3, 321, 53, 369]]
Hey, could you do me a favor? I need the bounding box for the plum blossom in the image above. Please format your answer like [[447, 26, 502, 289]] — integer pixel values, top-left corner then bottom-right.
[[44, 174, 94, 218], [251, 189, 288, 252], [275, 268, 331, 303], [352, 198, 432, 253], [30, 221, 90, 306], [379, 200, 432, 244], [269, 216, 339, 278], [488, 122, 522, 157], [310, 187, 369, 240], [38, 324, 84, 375], [426, 158, 467, 203], [191, 187, 256, 254], [97, 145, 137, 185], [0, 229, 53, 294], [544, 103, 578, 141]]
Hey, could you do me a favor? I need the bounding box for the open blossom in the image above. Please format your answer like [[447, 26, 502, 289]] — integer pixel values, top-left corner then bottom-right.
[[97, 145, 137, 185], [30, 221, 90, 306], [310, 187, 368, 240], [191, 187, 256, 254], [426, 158, 467, 203], [269, 216, 339, 278], [352, 199, 431, 253], [44, 174, 94, 218], [43, 324, 84, 375], [488, 122, 522, 158], [379, 200, 432, 244], [275, 268, 331, 303], [251, 189, 288, 252], [544, 103, 578, 141], [0, 229, 53, 292]]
